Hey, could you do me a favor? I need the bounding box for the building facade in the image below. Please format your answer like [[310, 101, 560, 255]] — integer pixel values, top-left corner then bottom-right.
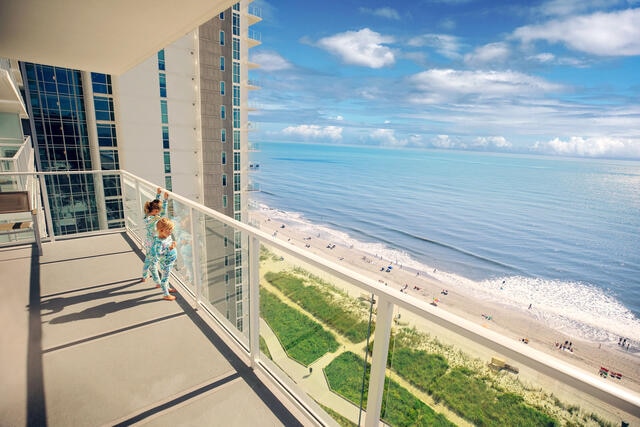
[[18, 1, 260, 331]]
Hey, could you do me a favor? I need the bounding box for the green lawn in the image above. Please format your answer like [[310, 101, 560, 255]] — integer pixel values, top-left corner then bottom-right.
[[260, 287, 339, 365], [264, 270, 372, 343]]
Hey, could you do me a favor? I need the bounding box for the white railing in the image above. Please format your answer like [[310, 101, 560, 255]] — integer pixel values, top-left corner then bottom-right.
[[1, 169, 639, 426]]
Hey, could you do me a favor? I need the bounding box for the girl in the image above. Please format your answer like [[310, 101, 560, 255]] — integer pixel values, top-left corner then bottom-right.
[[141, 188, 168, 282], [149, 217, 178, 300]]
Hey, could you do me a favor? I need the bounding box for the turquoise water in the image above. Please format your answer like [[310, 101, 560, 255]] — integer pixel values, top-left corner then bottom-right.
[[252, 142, 640, 342]]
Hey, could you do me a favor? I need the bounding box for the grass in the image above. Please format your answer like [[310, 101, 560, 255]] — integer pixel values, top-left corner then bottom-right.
[[325, 352, 455, 427], [260, 287, 339, 365], [264, 270, 373, 343], [259, 249, 615, 427]]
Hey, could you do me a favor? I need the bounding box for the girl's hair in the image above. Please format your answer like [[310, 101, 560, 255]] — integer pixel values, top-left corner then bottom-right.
[[156, 217, 174, 232], [144, 199, 162, 215]]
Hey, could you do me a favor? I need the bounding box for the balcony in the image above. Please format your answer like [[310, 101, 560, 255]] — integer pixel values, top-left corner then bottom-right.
[[1, 170, 639, 427]]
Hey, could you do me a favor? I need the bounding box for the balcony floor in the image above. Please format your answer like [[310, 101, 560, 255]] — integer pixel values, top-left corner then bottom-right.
[[1, 232, 309, 426]]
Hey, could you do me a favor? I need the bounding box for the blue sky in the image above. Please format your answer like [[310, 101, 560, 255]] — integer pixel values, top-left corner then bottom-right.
[[248, 0, 640, 159]]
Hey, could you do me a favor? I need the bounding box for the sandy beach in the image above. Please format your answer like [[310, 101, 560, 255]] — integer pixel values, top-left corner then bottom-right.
[[252, 207, 640, 407]]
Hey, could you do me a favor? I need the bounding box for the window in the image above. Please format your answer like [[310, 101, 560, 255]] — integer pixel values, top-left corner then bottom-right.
[[221, 128, 226, 142], [219, 11, 224, 19], [164, 152, 171, 173], [159, 73, 167, 97], [220, 81, 225, 95], [94, 97, 115, 121], [220, 30, 225, 46], [233, 108, 240, 128], [100, 150, 119, 170], [232, 13, 240, 36], [220, 105, 226, 119], [222, 174, 227, 186], [233, 38, 240, 60], [232, 63, 240, 83], [222, 195, 228, 208], [233, 85, 240, 106], [157, 50, 165, 71], [221, 152, 226, 165], [91, 73, 112, 94], [220, 56, 225, 71], [162, 126, 170, 149], [234, 173, 241, 191], [160, 100, 168, 124], [97, 124, 117, 147], [233, 152, 241, 171], [164, 176, 172, 191]]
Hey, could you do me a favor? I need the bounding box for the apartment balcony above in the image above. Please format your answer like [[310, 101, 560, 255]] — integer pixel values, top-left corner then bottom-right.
[[248, 29, 262, 48], [248, 5, 263, 25]]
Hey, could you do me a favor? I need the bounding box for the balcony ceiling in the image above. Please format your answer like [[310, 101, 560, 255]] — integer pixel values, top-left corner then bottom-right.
[[0, 0, 237, 75]]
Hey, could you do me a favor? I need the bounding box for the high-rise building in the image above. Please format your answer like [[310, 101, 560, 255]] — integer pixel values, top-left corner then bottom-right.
[[20, 65, 123, 235], [16, 1, 260, 331]]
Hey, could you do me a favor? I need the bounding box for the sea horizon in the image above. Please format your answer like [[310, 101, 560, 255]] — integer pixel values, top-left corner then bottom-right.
[[252, 142, 640, 343]]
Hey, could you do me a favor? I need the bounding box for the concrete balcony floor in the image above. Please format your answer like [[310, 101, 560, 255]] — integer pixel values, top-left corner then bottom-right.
[[1, 231, 309, 426]]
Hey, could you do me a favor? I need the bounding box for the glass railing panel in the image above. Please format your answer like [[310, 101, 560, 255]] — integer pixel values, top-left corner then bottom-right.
[[380, 299, 638, 427], [165, 198, 196, 295], [197, 214, 250, 347], [258, 240, 375, 425]]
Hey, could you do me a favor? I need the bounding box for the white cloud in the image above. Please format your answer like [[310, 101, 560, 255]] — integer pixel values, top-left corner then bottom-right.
[[514, 8, 640, 56], [359, 7, 401, 20], [317, 28, 396, 68], [432, 135, 457, 148], [282, 125, 343, 140], [408, 69, 563, 103], [251, 51, 292, 71], [473, 136, 512, 148], [529, 52, 556, 63], [464, 42, 510, 66], [532, 136, 640, 158], [370, 129, 407, 146], [407, 34, 462, 59]]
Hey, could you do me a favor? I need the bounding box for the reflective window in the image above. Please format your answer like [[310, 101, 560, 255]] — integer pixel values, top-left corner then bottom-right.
[[161, 100, 168, 124], [162, 126, 170, 149], [164, 152, 171, 173], [220, 105, 226, 119], [220, 30, 225, 46], [159, 73, 167, 97], [94, 97, 115, 121], [221, 152, 226, 165], [220, 81, 225, 95], [157, 50, 165, 71], [91, 73, 112, 94], [221, 128, 226, 142], [222, 174, 227, 186], [220, 56, 225, 71]]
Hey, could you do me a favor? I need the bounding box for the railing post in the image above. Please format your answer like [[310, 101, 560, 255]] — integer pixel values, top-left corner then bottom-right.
[[365, 295, 394, 427], [189, 207, 203, 309], [31, 209, 42, 256], [248, 235, 260, 368], [134, 180, 144, 248]]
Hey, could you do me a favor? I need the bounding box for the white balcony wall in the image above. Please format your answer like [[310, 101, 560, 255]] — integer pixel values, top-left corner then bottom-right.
[[114, 56, 164, 186]]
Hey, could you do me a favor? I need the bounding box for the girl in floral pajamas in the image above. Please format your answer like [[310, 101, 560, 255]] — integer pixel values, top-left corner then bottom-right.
[[149, 217, 178, 300], [141, 188, 168, 282]]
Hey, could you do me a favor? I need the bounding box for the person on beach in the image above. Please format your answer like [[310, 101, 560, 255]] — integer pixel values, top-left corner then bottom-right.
[[141, 188, 169, 282], [149, 217, 178, 301]]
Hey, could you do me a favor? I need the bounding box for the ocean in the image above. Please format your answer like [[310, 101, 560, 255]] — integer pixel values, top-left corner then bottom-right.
[[251, 142, 640, 343]]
